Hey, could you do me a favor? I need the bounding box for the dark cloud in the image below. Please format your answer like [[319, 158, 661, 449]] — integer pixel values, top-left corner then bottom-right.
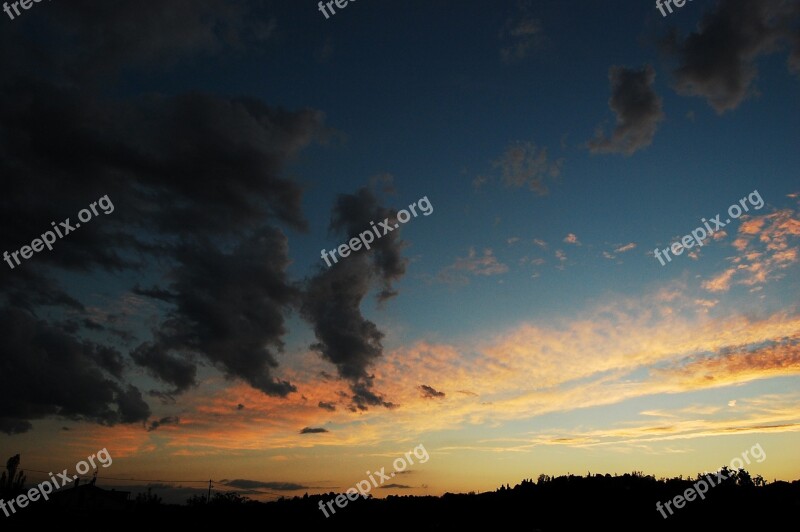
[[107, 327, 137, 344], [588, 65, 664, 155], [0, 309, 150, 434], [499, 0, 545, 63], [0, 87, 324, 408], [350, 379, 397, 411], [418, 384, 446, 399], [301, 187, 406, 411], [116, 386, 152, 424], [0, 82, 323, 275], [0, 45, 325, 429], [57, 321, 80, 335], [130, 344, 198, 394], [133, 228, 299, 397], [380, 484, 412, 489], [0, 269, 84, 315], [223, 480, 308, 491], [87, 345, 128, 381], [0, 0, 275, 84], [791, 32, 800, 74], [318, 401, 337, 412], [82, 319, 104, 331], [328, 187, 407, 299], [490, 142, 562, 195], [303, 261, 384, 383], [149, 390, 177, 405], [300, 427, 329, 434], [661, 0, 800, 113], [147, 416, 180, 432]]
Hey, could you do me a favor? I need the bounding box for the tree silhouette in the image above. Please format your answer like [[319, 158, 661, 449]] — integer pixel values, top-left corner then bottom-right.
[[735, 468, 754, 488], [206, 491, 249, 506], [0, 454, 26, 500], [186, 494, 207, 507], [135, 487, 163, 506]]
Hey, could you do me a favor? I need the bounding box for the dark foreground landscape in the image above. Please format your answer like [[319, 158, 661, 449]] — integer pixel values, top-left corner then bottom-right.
[[4, 469, 799, 530]]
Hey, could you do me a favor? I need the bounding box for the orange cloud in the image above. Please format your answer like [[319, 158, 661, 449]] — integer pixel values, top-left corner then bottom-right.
[[652, 337, 800, 391], [702, 268, 736, 292], [73, 286, 800, 458], [704, 208, 800, 292]]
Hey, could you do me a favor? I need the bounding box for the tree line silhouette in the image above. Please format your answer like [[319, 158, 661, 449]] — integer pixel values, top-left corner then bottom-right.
[[3, 453, 797, 529]]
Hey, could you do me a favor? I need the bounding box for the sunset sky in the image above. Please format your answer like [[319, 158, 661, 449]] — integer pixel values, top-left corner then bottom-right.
[[1, 0, 799, 504]]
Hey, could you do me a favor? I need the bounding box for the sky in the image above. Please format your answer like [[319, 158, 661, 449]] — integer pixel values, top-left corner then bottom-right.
[[1, 0, 799, 504]]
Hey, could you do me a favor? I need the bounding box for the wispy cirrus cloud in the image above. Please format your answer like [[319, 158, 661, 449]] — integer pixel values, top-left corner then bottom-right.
[[437, 248, 509, 284], [72, 282, 800, 457], [603, 242, 637, 261], [615, 243, 636, 253], [521, 391, 800, 449]]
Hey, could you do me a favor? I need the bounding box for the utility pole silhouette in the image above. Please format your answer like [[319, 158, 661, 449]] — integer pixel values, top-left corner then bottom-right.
[[207, 480, 212, 504]]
